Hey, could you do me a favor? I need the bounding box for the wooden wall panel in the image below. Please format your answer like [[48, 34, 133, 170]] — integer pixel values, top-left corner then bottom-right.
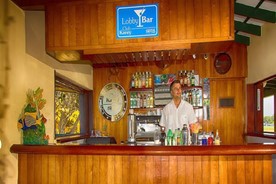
[[17, 154, 273, 184], [46, 0, 234, 53], [93, 43, 247, 144], [210, 79, 245, 144]]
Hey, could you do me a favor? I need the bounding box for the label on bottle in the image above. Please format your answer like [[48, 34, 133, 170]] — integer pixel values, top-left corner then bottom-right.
[[214, 139, 220, 145]]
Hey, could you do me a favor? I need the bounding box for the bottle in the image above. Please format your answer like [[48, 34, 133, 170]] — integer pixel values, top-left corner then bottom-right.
[[138, 72, 142, 88], [176, 128, 181, 145], [167, 129, 173, 146], [202, 132, 207, 145], [214, 129, 220, 145], [187, 71, 191, 87], [131, 74, 135, 88], [145, 71, 149, 88], [141, 72, 146, 88], [179, 70, 183, 85], [130, 93, 133, 108], [183, 70, 188, 86], [191, 70, 195, 86], [148, 72, 152, 88], [208, 132, 214, 145], [134, 72, 139, 88], [160, 126, 166, 146], [182, 124, 189, 145]]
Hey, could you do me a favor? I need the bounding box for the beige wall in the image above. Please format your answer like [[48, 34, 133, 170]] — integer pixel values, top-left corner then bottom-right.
[[247, 23, 276, 84], [0, 1, 93, 183]]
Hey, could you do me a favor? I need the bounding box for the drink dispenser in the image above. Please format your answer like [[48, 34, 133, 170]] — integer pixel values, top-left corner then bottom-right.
[[127, 114, 136, 143]]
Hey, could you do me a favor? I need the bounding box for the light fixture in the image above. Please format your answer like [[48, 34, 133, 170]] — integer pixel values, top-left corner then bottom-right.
[[192, 54, 196, 59], [203, 54, 209, 60], [55, 50, 81, 61]]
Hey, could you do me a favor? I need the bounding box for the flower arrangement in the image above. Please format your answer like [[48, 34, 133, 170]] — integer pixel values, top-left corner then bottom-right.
[[17, 88, 49, 145], [189, 122, 202, 134]]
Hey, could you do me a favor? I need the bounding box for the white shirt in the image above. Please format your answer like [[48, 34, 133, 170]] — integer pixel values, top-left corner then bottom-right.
[[159, 99, 197, 132]]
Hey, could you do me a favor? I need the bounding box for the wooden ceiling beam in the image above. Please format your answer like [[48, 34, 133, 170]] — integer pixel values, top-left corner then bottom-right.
[[235, 34, 250, 46], [234, 21, 261, 36], [235, 2, 276, 23]]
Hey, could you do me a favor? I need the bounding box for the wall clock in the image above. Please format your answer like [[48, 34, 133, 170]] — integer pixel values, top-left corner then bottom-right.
[[98, 83, 127, 122], [214, 53, 232, 74]]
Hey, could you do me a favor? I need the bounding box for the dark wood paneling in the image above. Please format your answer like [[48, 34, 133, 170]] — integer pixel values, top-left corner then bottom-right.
[[210, 78, 246, 144]]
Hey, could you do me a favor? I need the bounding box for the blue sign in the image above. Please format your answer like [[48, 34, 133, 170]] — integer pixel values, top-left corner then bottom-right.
[[116, 4, 158, 39]]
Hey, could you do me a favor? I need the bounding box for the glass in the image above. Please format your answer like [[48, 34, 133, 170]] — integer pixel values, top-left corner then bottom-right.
[[91, 130, 101, 137], [191, 133, 198, 145]]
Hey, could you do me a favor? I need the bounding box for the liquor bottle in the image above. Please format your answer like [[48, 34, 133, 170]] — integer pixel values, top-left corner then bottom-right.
[[148, 72, 152, 88], [131, 74, 135, 88], [214, 129, 220, 145], [130, 93, 134, 108], [138, 72, 142, 88], [145, 71, 149, 88], [187, 71, 191, 87], [183, 70, 188, 86], [134, 72, 139, 88], [191, 70, 195, 86], [137, 92, 141, 108], [182, 124, 189, 145], [179, 70, 183, 85]]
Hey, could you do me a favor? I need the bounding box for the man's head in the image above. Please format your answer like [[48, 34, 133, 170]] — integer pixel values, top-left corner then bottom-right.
[[170, 80, 182, 99]]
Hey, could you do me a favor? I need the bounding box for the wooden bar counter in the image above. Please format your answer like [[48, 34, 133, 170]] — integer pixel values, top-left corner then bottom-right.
[[10, 144, 275, 184]]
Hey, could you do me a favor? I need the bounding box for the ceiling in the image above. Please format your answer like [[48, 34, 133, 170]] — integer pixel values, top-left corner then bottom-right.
[[234, 0, 276, 45], [264, 76, 276, 97], [11, 0, 276, 67]]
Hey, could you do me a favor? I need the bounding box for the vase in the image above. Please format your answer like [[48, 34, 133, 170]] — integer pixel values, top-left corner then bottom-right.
[[23, 124, 48, 145]]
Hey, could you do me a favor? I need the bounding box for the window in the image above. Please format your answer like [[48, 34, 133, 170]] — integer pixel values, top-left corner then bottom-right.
[[248, 75, 276, 133], [54, 75, 92, 138], [263, 77, 276, 132]]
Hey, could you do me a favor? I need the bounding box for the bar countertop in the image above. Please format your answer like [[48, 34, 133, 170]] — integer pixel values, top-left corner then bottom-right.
[[10, 143, 276, 155]]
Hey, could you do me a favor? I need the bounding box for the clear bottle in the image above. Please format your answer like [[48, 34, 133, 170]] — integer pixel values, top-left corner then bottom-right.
[[134, 72, 139, 88], [176, 128, 181, 145], [148, 72, 152, 88], [214, 129, 220, 145], [138, 72, 142, 88], [182, 124, 189, 145], [145, 71, 149, 88]]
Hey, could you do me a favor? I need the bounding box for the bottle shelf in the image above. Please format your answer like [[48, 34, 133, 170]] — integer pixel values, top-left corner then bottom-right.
[[129, 87, 153, 92], [182, 85, 202, 90]]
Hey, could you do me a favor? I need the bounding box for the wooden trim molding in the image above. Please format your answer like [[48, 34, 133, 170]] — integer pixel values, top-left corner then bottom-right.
[[10, 144, 276, 156]]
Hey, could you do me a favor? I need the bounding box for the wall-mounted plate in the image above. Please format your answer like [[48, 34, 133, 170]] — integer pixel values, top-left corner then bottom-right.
[[214, 53, 232, 74]]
